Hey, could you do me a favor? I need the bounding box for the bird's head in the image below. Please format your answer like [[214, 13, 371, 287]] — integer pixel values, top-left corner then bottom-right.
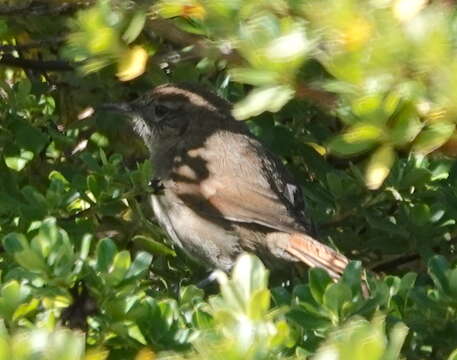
[[98, 83, 233, 153]]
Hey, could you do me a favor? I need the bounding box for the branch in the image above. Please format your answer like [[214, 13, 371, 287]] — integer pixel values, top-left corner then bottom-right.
[[295, 83, 337, 108], [0, 38, 65, 52], [146, 18, 242, 64], [0, 54, 74, 71], [0, 1, 94, 16], [371, 235, 457, 273], [146, 18, 204, 49], [371, 253, 420, 272]]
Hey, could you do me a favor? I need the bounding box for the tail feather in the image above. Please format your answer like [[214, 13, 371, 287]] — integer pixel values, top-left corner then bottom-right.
[[282, 233, 370, 297], [285, 233, 349, 279]]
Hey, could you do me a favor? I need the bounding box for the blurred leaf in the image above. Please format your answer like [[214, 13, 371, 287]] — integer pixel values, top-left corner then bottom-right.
[[448, 348, 457, 360], [123, 11, 146, 44], [232, 85, 295, 120], [229, 68, 278, 86], [117, 45, 149, 81], [365, 145, 395, 190], [313, 317, 406, 360], [412, 121, 455, 154], [389, 102, 422, 146], [328, 124, 383, 156], [84, 348, 110, 360], [428, 255, 450, 294], [135, 348, 155, 360]]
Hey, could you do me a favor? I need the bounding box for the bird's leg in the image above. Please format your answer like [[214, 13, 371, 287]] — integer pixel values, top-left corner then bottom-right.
[[148, 177, 165, 195]]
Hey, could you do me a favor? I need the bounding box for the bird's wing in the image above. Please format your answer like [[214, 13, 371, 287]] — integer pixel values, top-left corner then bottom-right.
[[172, 134, 310, 234]]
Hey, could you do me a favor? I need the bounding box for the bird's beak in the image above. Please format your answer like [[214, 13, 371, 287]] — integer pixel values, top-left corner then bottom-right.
[[96, 102, 134, 114]]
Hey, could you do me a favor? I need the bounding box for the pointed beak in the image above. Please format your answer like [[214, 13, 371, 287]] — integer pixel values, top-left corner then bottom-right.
[[96, 102, 134, 114]]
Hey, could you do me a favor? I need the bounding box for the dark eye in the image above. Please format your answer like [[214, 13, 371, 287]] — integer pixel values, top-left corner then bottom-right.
[[155, 104, 170, 118]]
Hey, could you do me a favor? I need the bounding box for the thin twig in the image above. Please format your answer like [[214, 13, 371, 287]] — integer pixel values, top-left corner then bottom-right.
[[0, 54, 74, 71], [295, 83, 337, 109], [0, 38, 65, 52], [0, 1, 94, 16], [371, 253, 420, 272]]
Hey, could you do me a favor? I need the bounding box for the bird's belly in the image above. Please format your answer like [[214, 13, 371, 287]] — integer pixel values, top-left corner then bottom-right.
[[149, 193, 241, 272]]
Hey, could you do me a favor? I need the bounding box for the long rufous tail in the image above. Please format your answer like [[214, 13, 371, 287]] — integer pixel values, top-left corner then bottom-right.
[[283, 233, 369, 296], [285, 233, 349, 279]]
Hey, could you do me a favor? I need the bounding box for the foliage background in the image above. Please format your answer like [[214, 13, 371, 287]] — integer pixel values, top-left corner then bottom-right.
[[1, 0, 457, 359]]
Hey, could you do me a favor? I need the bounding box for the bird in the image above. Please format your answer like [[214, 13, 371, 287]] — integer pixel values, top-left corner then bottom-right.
[[101, 83, 350, 279]]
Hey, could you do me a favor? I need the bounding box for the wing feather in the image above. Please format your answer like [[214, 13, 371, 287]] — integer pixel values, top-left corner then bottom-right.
[[172, 132, 310, 234]]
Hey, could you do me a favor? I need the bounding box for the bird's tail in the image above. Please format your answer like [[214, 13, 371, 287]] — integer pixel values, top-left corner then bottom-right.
[[283, 232, 369, 296], [285, 233, 349, 279]]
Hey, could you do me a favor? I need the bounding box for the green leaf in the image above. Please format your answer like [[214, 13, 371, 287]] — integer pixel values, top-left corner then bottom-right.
[[96, 238, 117, 273], [328, 124, 383, 156], [12, 298, 39, 321], [122, 11, 146, 44], [412, 121, 455, 154], [87, 175, 102, 199], [448, 348, 457, 360], [287, 309, 332, 330], [323, 283, 352, 319], [4, 144, 34, 171], [2, 233, 47, 273], [309, 267, 333, 304], [17, 78, 31, 98], [398, 272, 417, 297], [127, 323, 147, 344], [382, 322, 409, 360], [248, 289, 271, 319], [351, 94, 383, 117], [428, 255, 450, 294], [125, 251, 153, 279], [389, 102, 422, 146], [180, 285, 205, 306], [448, 268, 457, 298], [365, 144, 395, 190], [326, 172, 344, 198], [30, 218, 59, 258], [107, 250, 131, 286], [231, 253, 269, 305], [133, 235, 175, 256], [314, 318, 387, 360], [342, 261, 363, 296], [229, 68, 278, 86], [0, 281, 32, 321], [2, 233, 27, 254], [232, 85, 295, 120], [11, 119, 49, 155], [1, 281, 28, 307]]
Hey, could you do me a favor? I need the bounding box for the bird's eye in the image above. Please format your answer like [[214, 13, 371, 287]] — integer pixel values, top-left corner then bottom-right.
[[155, 104, 170, 118]]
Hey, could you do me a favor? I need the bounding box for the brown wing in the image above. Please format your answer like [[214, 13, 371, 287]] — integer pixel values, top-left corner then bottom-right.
[[171, 131, 310, 234]]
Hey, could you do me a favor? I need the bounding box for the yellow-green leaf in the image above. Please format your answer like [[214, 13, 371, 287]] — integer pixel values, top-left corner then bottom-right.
[[365, 145, 395, 190]]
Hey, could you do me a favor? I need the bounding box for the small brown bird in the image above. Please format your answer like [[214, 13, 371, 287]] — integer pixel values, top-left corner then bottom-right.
[[104, 83, 349, 278]]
